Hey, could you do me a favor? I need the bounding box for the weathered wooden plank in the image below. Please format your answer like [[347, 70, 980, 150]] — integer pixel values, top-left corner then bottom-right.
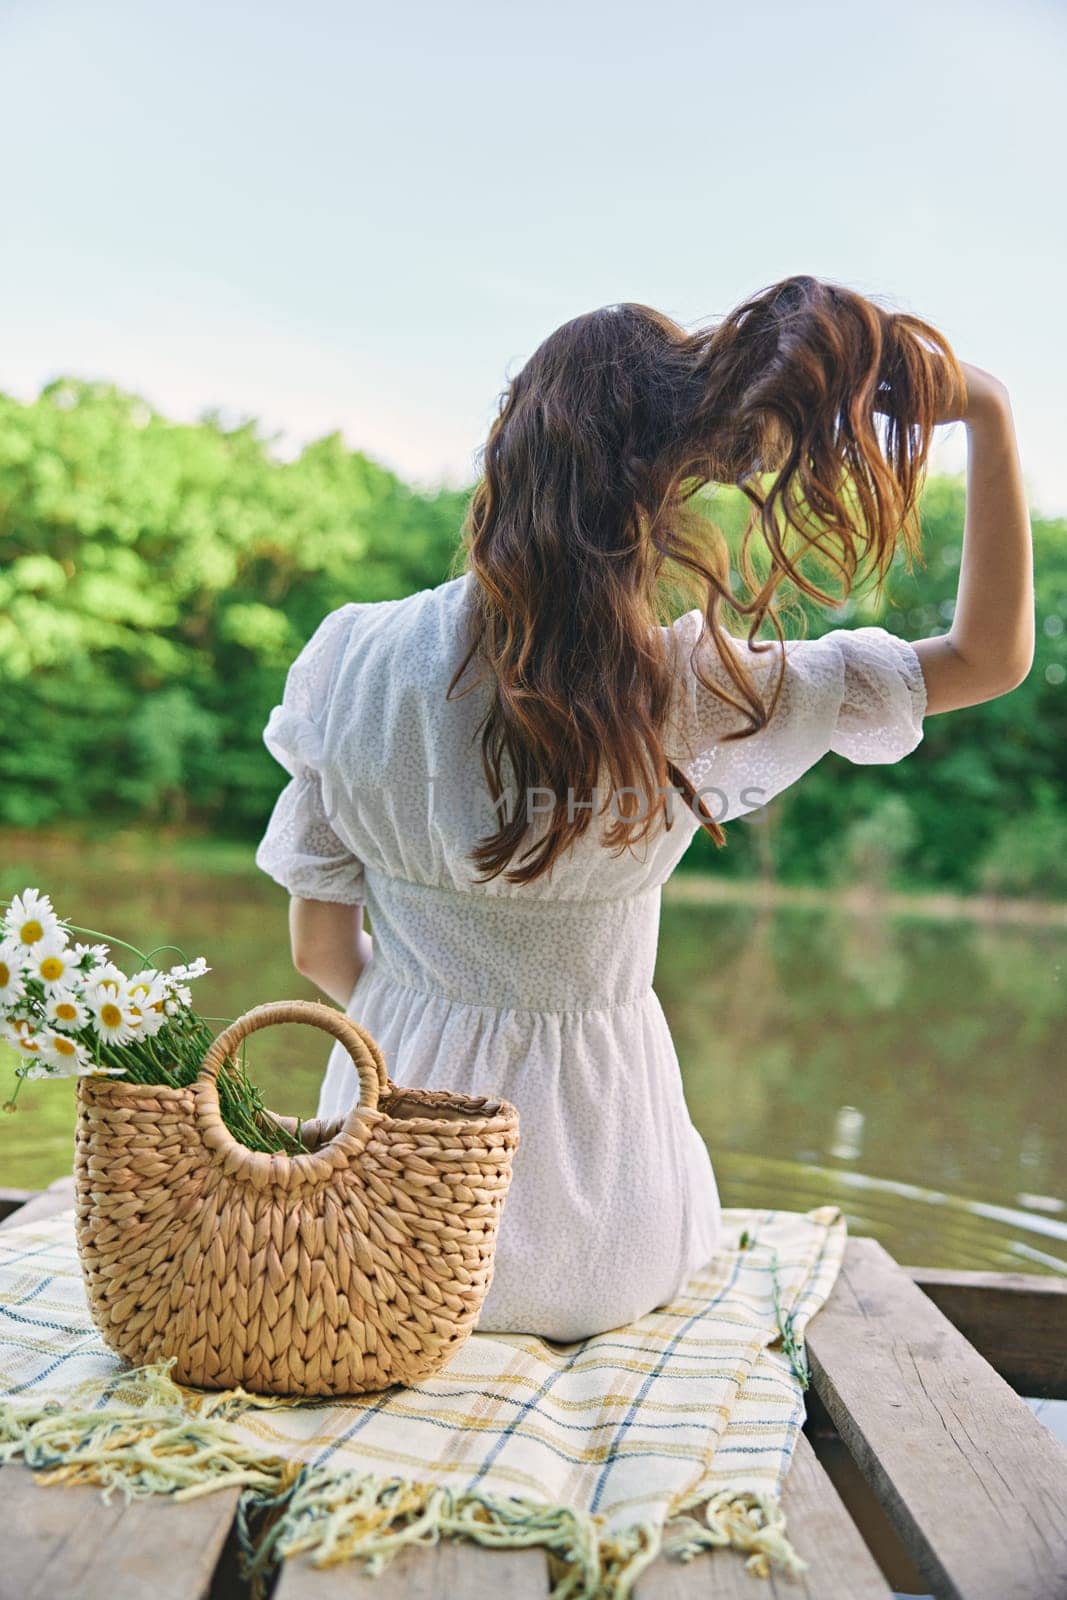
[[0, 1466, 242, 1600], [273, 1538, 548, 1598], [0, 1187, 34, 1222], [631, 1431, 892, 1599], [807, 1237, 1067, 1600], [909, 1265, 1067, 1400], [0, 1176, 74, 1231]]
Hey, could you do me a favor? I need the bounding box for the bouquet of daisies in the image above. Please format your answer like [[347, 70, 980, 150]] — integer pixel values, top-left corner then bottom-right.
[[0, 886, 300, 1154]]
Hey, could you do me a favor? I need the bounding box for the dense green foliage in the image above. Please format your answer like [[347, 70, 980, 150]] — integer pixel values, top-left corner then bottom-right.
[[2, 380, 1064, 894]]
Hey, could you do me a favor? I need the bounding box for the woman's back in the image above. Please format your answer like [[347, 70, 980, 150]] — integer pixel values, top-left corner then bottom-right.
[[255, 566, 927, 1338], [268, 572, 701, 895]]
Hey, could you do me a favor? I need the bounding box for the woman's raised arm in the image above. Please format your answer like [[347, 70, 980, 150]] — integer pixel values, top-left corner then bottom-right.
[[909, 362, 1035, 714]]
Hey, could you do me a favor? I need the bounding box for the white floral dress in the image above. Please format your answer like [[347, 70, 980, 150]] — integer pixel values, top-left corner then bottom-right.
[[255, 572, 927, 1339]]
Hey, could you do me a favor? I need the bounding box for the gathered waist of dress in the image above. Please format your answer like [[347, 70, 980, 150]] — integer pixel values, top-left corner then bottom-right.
[[360, 866, 662, 1012]]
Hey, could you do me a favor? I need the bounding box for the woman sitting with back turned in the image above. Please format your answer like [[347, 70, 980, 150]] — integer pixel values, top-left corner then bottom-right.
[[255, 274, 1034, 1341]]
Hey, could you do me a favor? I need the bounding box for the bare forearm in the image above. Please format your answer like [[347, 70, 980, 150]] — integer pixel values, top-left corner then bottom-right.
[[913, 389, 1034, 714], [306, 930, 372, 1009], [288, 898, 373, 1008]]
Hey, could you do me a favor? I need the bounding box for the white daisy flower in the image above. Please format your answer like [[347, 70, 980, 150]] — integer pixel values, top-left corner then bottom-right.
[[25, 933, 78, 994], [71, 941, 111, 972], [127, 968, 165, 1002], [89, 980, 136, 1045], [44, 988, 89, 1031], [3, 1018, 45, 1060], [160, 968, 195, 1008], [170, 956, 211, 981], [134, 1003, 167, 1037], [0, 939, 26, 1006], [40, 1029, 88, 1074], [4, 889, 61, 954], [85, 959, 129, 991], [126, 969, 169, 1037]]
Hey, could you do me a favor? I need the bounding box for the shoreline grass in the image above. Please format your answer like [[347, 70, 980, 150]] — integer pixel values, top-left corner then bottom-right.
[[3, 824, 1067, 928], [662, 874, 1067, 929]]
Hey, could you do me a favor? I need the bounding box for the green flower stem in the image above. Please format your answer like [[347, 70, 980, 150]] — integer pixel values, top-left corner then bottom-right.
[[67, 924, 150, 967], [6, 977, 303, 1157], [767, 1247, 811, 1390], [141, 945, 191, 967], [87, 1021, 304, 1156]]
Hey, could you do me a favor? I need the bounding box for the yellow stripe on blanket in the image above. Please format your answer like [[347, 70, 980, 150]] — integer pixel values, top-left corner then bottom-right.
[[0, 1204, 845, 1598]]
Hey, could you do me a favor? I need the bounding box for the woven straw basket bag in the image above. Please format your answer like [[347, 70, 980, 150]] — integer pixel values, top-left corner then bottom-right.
[[74, 1000, 520, 1397]]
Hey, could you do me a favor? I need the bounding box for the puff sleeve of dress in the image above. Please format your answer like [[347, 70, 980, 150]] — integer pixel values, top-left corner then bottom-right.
[[254, 605, 367, 904], [665, 610, 928, 822]]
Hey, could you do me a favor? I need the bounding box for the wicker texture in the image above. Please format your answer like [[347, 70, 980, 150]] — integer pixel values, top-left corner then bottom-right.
[[73, 1000, 520, 1396]]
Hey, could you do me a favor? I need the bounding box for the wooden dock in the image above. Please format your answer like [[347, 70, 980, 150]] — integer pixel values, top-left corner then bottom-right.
[[2, 1182, 1066, 1600]]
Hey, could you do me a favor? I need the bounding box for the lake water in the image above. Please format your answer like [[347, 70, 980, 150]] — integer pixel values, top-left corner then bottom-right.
[[2, 833, 1065, 1275]]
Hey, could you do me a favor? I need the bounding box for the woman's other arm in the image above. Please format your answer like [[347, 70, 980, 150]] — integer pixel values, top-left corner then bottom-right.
[[909, 364, 1035, 714], [288, 897, 373, 1008]]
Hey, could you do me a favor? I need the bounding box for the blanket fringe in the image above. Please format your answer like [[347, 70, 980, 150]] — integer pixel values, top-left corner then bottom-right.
[[249, 1467, 806, 1599], [0, 1361, 807, 1597], [0, 1360, 288, 1501], [246, 1465, 605, 1599], [663, 1484, 809, 1581]]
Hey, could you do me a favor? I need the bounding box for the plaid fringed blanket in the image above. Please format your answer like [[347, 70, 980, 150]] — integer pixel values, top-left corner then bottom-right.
[[0, 1204, 845, 1598]]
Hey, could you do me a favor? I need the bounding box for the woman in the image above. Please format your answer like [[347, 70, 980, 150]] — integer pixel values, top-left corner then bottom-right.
[[255, 275, 1033, 1341]]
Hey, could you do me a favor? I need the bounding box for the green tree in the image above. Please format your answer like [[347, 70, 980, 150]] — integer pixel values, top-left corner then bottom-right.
[[0, 380, 467, 833]]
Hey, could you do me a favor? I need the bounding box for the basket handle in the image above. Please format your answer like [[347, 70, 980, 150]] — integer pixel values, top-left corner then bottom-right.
[[198, 999, 384, 1113]]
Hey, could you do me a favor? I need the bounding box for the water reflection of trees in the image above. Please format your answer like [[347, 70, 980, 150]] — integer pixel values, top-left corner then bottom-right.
[[657, 903, 1067, 1217]]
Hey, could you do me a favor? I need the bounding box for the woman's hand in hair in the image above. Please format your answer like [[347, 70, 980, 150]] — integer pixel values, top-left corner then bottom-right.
[[874, 357, 1006, 426], [931, 359, 1010, 427]]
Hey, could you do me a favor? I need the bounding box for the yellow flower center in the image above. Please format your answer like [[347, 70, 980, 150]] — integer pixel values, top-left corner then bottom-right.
[[55, 1002, 78, 1021], [52, 1036, 77, 1056], [39, 956, 65, 981], [19, 919, 43, 944], [99, 1003, 123, 1029], [0, 963, 9, 986]]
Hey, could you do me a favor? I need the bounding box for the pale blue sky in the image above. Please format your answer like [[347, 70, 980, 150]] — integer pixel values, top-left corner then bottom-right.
[[2, 0, 1065, 511]]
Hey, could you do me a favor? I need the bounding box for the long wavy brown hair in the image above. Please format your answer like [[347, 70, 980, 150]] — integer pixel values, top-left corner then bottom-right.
[[447, 273, 962, 885]]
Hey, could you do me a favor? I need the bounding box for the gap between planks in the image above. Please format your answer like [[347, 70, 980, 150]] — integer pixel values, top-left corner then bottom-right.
[[908, 1265, 1067, 1400]]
